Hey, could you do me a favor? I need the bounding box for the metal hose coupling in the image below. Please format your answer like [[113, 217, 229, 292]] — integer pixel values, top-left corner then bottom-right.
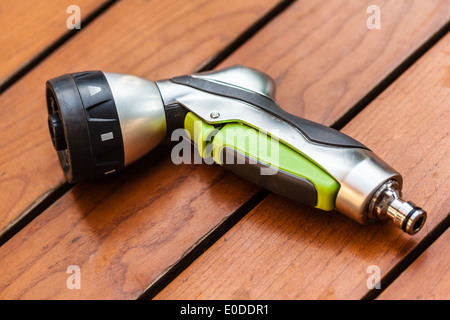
[[368, 180, 427, 235]]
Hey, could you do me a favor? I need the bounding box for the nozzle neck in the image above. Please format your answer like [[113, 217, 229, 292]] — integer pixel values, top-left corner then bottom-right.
[[369, 180, 426, 235]]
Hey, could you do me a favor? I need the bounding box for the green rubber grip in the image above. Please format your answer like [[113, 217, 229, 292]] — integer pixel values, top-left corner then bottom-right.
[[184, 112, 340, 211]]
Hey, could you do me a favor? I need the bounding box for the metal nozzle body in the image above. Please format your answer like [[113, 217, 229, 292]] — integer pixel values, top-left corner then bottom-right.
[[369, 180, 426, 235]]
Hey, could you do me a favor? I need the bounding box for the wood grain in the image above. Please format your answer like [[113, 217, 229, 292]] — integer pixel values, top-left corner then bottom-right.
[[0, 0, 278, 239], [0, 0, 280, 299], [0, 0, 109, 87], [1, 0, 449, 300], [155, 31, 450, 300], [377, 229, 450, 300]]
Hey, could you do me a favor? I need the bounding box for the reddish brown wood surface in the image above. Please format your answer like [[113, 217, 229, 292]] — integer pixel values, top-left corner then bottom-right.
[[378, 230, 450, 300], [0, 0, 280, 299], [0, 0, 278, 239], [155, 31, 450, 299], [218, 0, 450, 125], [0, 0, 449, 300], [0, 0, 108, 87]]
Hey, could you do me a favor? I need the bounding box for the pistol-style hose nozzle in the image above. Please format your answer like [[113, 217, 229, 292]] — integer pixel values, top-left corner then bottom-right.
[[45, 65, 427, 236]]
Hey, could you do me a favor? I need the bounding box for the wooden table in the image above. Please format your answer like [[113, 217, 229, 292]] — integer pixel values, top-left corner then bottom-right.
[[0, 0, 449, 300]]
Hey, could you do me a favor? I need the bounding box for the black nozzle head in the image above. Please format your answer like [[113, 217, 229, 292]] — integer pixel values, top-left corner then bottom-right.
[[46, 71, 124, 183]]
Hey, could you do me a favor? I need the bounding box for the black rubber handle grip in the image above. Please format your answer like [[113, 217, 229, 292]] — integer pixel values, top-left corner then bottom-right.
[[171, 76, 368, 150]]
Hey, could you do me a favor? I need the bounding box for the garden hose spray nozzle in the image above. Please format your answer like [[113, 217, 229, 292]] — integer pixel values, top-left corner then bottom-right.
[[45, 66, 426, 235]]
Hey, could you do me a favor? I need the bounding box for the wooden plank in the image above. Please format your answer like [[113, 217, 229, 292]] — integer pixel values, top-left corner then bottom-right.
[[0, 0, 110, 87], [0, 0, 448, 300], [377, 229, 450, 300], [0, 0, 281, 299], [155, 30, 450, 299]]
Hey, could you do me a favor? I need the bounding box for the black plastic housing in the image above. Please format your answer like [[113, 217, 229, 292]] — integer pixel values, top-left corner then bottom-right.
[[46, 71, 124, 183]]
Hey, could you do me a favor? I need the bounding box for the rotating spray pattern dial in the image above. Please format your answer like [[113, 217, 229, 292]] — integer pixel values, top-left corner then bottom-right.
[[45, 65, 427, 235]]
